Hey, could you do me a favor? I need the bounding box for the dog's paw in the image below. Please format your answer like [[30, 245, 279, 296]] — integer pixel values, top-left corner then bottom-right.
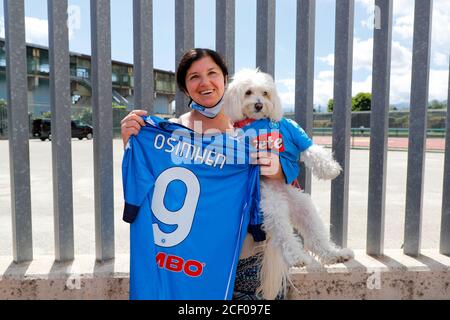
[[302, 145, 343, 180], [319, 248, 354, 265], [313, 160, 342, 180], [325, 160, 342, 179], [291, 252, 314, 267]]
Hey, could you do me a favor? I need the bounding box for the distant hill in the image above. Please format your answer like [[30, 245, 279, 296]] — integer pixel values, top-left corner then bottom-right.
[[392, 102, 410, 110]]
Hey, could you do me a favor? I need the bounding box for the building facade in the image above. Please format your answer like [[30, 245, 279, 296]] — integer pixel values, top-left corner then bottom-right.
[[0, 38, 176, 118]]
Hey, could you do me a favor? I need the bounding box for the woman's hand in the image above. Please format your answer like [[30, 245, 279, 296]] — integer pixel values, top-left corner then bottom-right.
[[120, 110, 148, 147], [251, 151, 285, 181]]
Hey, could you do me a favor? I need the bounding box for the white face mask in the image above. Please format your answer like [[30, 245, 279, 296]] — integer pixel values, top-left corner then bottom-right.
[[189, 96, 224, 119]]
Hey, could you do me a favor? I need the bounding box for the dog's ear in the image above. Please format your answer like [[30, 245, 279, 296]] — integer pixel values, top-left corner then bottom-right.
[[269, 81, 284, 122], [223, 82, 245, 121]]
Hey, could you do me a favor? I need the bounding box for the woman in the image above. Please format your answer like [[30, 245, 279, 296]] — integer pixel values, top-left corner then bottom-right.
[[121, 48, 285, 299]]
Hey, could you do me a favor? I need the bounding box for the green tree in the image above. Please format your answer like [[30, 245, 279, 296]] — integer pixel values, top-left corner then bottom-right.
[[42, 111, 52, 119], [76, 107, 93, 125], [0, 100, 7, 117], [428, 99, 446, 109], [326, 92, 372, 112], [352, 92, 371, 111], [327, 99, 334, 112]]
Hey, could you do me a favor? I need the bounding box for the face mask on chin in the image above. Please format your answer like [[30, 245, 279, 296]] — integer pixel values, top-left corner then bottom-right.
[[188, 96, 224, 119]]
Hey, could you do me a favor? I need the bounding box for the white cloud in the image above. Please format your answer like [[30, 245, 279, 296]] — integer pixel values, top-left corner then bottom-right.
[[280, 36, 447, 107], [0, 15, 77, 46], [431, 0, 450, 49], [276, 79, 296, 107], [313, 0, 450, 107], [352, 75, 372, 96], [393, 14, 413, 40], [318, 54, 334, 67], [357, 0, 377, 30], [390, 0, 450, 55], [277, 71, 337, 108], [433, 52, 449, 67], [387, 68, 449, 104], [318, 70, 333, 80], [429, 69, 449, 102], [318, 38, 374, 71], [392, 0, 415, 17], [357, 0, 414, 18], [25, 17, 49, 46], [254, 0, 446, 109], [355, 0, 373, 9], [314, 74, 335, 107], [390, 40, 412, 74], [353, 38, 373, 71], [358, 0, 450, 52], [389, 70, 411, 104], [0, 16, 49, 45]]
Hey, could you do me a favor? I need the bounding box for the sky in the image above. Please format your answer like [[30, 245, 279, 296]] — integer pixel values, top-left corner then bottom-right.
[[0, 0, 449, 112]]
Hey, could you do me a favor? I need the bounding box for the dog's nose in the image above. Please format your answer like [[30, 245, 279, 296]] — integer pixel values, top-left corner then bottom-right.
[[255, 103, 263, 111]]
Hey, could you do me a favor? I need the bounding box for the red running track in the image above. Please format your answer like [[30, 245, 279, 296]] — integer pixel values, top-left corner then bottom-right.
[[313, 136, 446, 152]]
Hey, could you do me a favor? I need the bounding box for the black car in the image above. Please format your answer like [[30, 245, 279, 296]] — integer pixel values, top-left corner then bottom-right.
[[32, 119, 93, 141]]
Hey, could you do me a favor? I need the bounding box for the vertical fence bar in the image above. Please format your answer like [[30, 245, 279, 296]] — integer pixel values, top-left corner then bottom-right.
[[48, 0, 74, 261], [440, 56, 450, 256], [256, 0, 275, 77], [90, 0, 115, 261], [404, 0, 433, 256], [330, 0, 354, 247], [295, 0, 315, 193], [366, 0, 393, 256], [4, 0, 33, 263], [216, 0, 235, 75], [133, 0, 154, 114], [175, 0, 194, 117]]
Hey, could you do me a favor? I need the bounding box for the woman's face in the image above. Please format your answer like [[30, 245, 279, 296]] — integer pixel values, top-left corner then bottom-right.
[[185, 56, 226, 108]]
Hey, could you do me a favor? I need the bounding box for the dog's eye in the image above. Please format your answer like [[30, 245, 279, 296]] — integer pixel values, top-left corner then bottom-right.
[[263, 91, 268, 96], [245, 90, 252, 96]]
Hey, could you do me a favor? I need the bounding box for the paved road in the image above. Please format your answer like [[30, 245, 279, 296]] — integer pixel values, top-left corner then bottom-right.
[[0, 139, 445, 257]]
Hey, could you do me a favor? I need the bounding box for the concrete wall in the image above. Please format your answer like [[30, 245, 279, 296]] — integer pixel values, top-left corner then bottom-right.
[[1, 250, 449, 300], [154, 95, 170, 114], [0, 74, 172, 117], [28, 77, 50, 116]]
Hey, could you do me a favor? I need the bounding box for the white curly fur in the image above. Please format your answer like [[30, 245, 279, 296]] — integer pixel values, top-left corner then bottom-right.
[[224, 68, 354, 299], [301, 145, 342, 180], [224, 68, 283, 123]]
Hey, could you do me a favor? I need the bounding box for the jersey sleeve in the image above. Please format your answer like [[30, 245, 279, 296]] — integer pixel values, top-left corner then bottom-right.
[[122, 135, 155, 223], [246, 165, 266, 242], [280, 118, 313, 184], [284, 118, 313, 152]]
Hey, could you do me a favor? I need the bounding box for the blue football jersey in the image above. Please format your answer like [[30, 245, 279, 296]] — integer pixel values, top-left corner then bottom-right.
[[122, 116, 261, 300], [236, 118, 313, 185]]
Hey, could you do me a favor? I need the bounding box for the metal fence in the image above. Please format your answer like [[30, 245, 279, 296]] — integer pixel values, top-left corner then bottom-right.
[[2, 0, 449, 265]]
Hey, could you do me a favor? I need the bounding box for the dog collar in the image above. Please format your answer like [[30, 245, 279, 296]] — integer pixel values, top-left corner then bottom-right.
[[189, 97, 224, 119], [233, 118, 256, 128]]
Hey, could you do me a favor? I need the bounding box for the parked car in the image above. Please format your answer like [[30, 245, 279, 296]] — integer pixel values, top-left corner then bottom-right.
[[32, 119, 93, 141]]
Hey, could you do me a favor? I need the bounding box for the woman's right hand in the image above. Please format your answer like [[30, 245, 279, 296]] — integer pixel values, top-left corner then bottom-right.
[[120, 110, 148, 147]]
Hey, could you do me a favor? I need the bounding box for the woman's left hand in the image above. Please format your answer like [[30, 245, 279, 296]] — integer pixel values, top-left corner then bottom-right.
[[251, 151, 285, 181]]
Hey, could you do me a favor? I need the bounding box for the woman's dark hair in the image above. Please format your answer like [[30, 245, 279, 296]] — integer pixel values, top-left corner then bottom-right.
[[176, 48, 228, 93]]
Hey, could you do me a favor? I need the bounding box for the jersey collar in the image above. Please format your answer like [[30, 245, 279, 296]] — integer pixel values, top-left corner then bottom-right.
[[233, 118, 256, 128]]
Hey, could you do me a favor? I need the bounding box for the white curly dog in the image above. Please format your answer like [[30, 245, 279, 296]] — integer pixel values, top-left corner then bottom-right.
[[224, 68, 354, 299]]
